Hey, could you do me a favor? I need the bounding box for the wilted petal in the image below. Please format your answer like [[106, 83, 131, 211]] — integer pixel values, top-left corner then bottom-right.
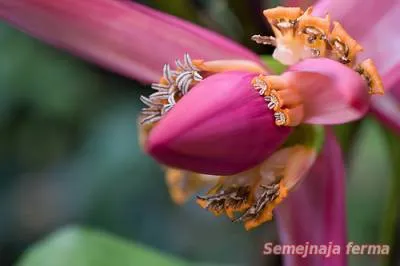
[[283, 58, 370, 124], [276, 130, 347, 266], [196, 125, 322, 230], [0, 0, 262, 83], [165, 168, 218, 204], [239, 144, 318, 230], [146, 71, 292, 175]]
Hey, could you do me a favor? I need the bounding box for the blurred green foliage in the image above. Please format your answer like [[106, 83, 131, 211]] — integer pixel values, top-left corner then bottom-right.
[[346, 119, 392, 266], [18, 227, 216, 266]]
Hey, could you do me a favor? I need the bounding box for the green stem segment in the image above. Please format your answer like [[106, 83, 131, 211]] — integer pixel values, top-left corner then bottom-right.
[[283, 124, 325, 153], [261, 55, 286, 75]]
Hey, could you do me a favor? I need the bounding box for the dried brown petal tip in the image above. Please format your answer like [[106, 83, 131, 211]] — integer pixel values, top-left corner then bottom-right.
[[234, 182, 288, 230], [355, 59, 385, 95]]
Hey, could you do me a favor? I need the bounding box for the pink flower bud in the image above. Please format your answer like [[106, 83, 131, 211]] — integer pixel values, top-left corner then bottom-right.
[[146, 71, 292, 175]]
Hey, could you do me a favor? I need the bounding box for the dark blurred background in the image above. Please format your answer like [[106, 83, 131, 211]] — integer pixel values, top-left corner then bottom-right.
[[0, 0, 397, 266]]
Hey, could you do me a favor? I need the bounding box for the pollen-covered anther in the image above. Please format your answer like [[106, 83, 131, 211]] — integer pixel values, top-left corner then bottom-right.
[[267, 88, 303, 111], [224, 186, 254, 219], [140, 53, 204, 125], [263, 7, 304, 34], [274, 105, 304, 127], [252, 76, 270, 95], [252, 7, 305, 51], [166, 168, 216, 205], [196, 185, 253, 217], [234, 182, 288, 230], [265, 94, 279, 110], [252, 75, 287, 96], [258, 7, 306, 65], [274, 111, 287, 126], [251, 35, 277, 46], [329, 22, 363, 66], [297, 13, 330, 58], [355, 59, 385, 95], [252, 75, 304, 126]]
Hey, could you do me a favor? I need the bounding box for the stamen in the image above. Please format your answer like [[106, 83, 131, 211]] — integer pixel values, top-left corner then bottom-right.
[[197, 170, 261, 218], [140, 95, 161, 108], [166, 168, 217, 204], [251, 35, 277, 46], [265, 95, 279, 110], [140, 112, 162, 124], [270, 88, 303, 109], [310, 48, 321, 57], [149, 91, 170, 100], [297, 13, 330, 58], [263, 7, 304, 28], [184, 53, 198, 71], [140, 54, 203, 125], [355, 59, 385, 95], [253, 76, 270, 95], [175, 53, 200, 72], [161, 103, 174, 115], [252, 75, 287, 96], [275, 19, 297, 32], [275, 105, 304, 127], [176, 71, 195, 95], [252, 75, 304, 126], [274, 111, 287, 126], [151, 83, 170, 92], [163, 64, 175, 84], [329, 22, 363, 66], [254, 6, 370, 67], [260, 7, 306, 65], [234, 182, 288, 230], [197, 185, 253, 218]]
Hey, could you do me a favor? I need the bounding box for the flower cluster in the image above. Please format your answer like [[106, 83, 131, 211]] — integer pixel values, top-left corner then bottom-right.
[[139, 6, 384, 230], [140, 54, 203, 125], [251, 7, 383, 127]]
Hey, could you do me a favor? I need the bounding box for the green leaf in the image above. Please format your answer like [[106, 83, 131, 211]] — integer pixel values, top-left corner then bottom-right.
[[261, 55, 287, 74], [17, 227, 193, 266]]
